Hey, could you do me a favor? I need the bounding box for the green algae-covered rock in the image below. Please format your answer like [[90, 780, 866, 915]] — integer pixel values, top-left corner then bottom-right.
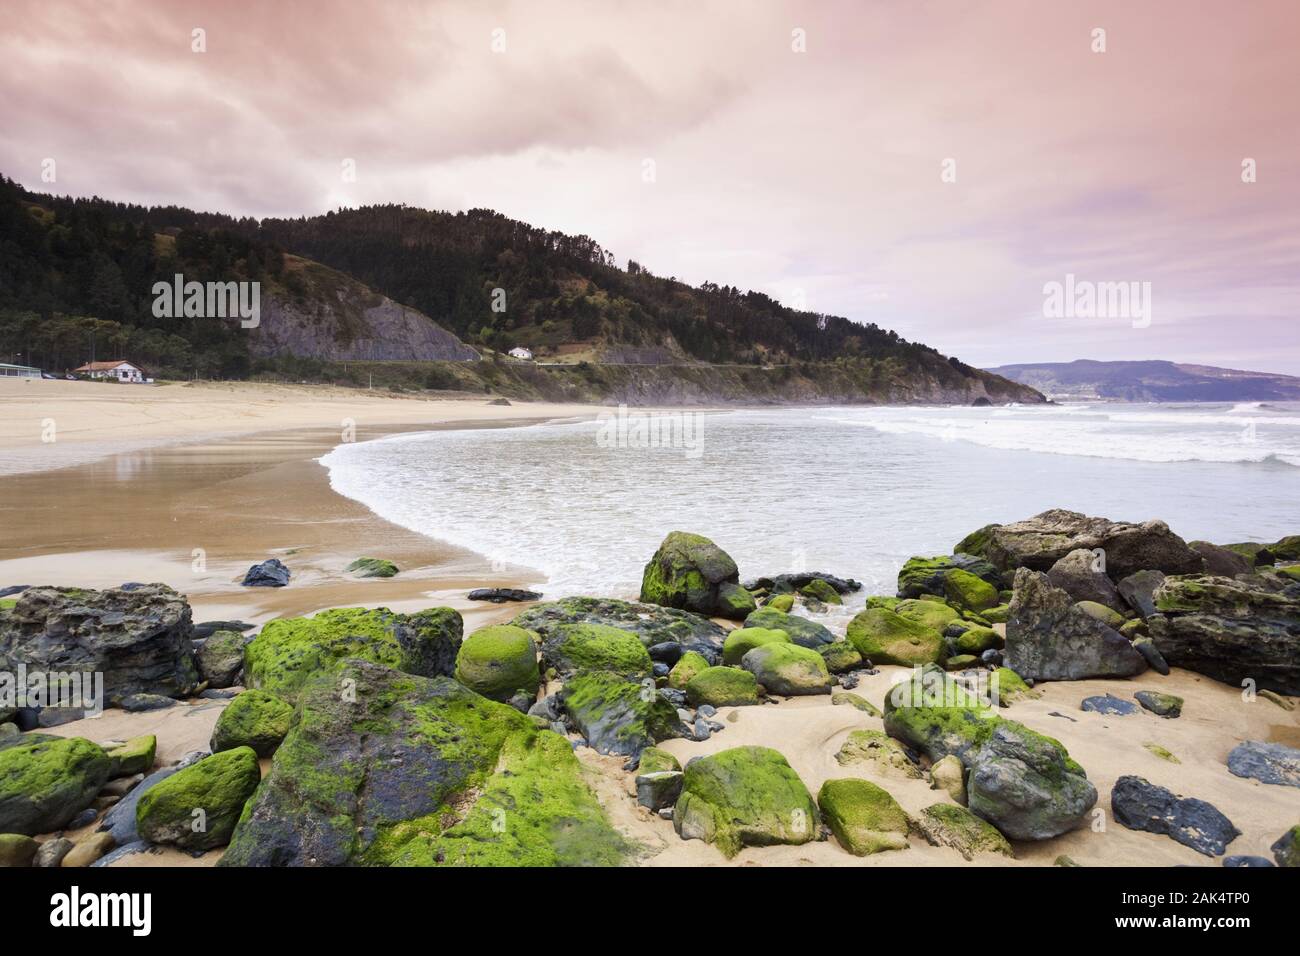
[[954, 625, 1002, 655], [831, 690, 881, 716], [742, 606, 834, 648], [982, 603, 1011, 624], [1272, 824, 1300, 867], [1277, 565, 1300, 582], [392, 729, 630, 867], [346, 557, 399, 578], [560, 671, 683, 757], [673, 746, 818, 858], [944, 568, 999, 611], [667, 650, 711, 689], [223, 660, 565, 866], [894, 598, 962, 632], [819, 640, 864, 673], [898, 555, 1001, 599], [818, 778, 909, 855], [767, 593, 795, 613], [847, 607, 945, 666], [511, 596, 727, 665], [1134, 690, 1183, 719], [914, 802, 1013, 860], [723, 626, 790, 665], [1076, 600, 1127, 629], [640, 531, 751, 620], [638, 746, 681, 776], [1272, 536, 1300, 561], [0, 736, 111, 835], [244, 606, 462, 702], [835, 729, 922, 779], [799, 578, 842, 606], [992, 667, 1041, 706], [107, 735, 156, 777], [196, 629, 252, 688], [740, 642, 833, 696], [541, 622, 651, 681], [686, 666, 759, 707], [210, 689, 296, 757], [137, 746, 260, 851], [454, 624, 540, 701], [945, 654, 980, 671], [954, 524, 1001, 560], [0, 832, 38, 866]]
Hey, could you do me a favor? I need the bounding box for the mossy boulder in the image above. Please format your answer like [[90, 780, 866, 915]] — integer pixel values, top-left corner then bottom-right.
[[686, 667, 759, 707], [722, 626, 790, 665], [244, 606, 462, 702], [740, 642, 833, 696], [0, 736, 111, 835], [1272, 824, 1300, 867], [210, 690, 296, 757], [673, 746, 818, 858], [944, 654, 980, 671], [106, 735, 156, 777], [898, 555, 1001, 600], [136, 747, 260, 851], [766, 593, 795, 612], [560, 671, 684, 757], [346, 557, 399, 578], [1076, 600, 1127, 629], [638, 746, 681, 775], [195, 629, 252, 688], [894, 598, 961, 632], [391, 729, 630, 866], [1134, 690, 1183, 719], [541, 622, 651, 681], [992, 667, 1041, 705], [982, 603, 1011, 624], [954, 625, 1002, 655], [666, 650, 711, 689], [944, 568, 999, 611], [640, 531, 752, 620], [914, 802, 1013, 860], [818, 779, 909, 855], [819, 640, 864, 673], [835, 729, 922, 778], [799, 578, 842, 605], [0, 832, 38, 866], [454, 624, 540, 701], [511, 596, 727, 665], [847, 608, 945, 666], [1272, 536, 1300, 561], [742, 606, 834, 648]]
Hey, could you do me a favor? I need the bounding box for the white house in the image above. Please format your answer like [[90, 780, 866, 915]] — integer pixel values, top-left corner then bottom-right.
[[74, 360, 147, 383], [508, 347, 534, 361]]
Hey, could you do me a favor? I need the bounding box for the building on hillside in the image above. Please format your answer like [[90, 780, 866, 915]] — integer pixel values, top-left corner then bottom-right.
[[508, 347, 534, 361], [74, 360, 147, 383], [0, 362, 41, 378]]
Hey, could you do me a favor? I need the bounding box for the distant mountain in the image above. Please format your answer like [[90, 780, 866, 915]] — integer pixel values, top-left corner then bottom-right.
[[986, 360, 1300, 402], [0, 174, 1042, 404]]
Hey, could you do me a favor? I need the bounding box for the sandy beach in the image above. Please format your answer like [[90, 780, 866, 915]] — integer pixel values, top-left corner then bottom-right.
[[2, 378, 1297, 869]]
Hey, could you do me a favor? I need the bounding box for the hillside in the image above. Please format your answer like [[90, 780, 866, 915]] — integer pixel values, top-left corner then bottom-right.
[[0, 175, 1042, 404], [988, 359, 1300, 402]]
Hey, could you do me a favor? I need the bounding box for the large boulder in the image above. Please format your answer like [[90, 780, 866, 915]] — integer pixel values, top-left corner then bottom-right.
[[1046, 549, 1125, 611], [195, 629, 252, 689], [740, 643, 833, 696], [1147, 574, 1300, 694], [1117, 570, 1166, 618], [0, 735, 111, 835], [1111, 775, 1240, 857], [640, 531, 755, 620], [1226, 741, 1300, 788], [722, 626, 790, 665], [897, 555, 1001, 599], [1004, 569, 1146, 681], [541, 623, 651, 681], [672, 746, 818, 858], [846, 607, 945, 666], [559, 671, 685, 757], [913, 802, 1013, 860], [243, 606, 462, 702], [0, 584, 199, 706], [136, 746, 260, 851], [221, 660, 627, 866], [818, 779, 909, 855], [741, 607, 834, 648], [210, 690, 296, 757], [963, 509, 1204, 580], [511, 596, 727, 664], [1189, 542, 1251, 578], [453, 624, 540, 701], [685, 667, 759, 707]]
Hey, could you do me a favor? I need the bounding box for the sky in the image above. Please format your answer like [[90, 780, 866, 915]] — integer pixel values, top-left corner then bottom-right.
[[2, 0, 1298, 373]]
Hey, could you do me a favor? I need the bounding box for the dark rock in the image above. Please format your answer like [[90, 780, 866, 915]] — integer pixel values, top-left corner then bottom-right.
[[195, 629, 253, 689], [1047, 548, 1126, 611], [0, 585, 32, 599], [1221, 542, 1275, 567], [0, 584, 200, 704], [467, 587, 542, 603], [647, 641, 683, 665], [1118, 570, 1166, 618], [1226, 741, 1300, 788], [1223, 855, 1273, 867], [972, 509, 1204, 580], [68, 806, 98, 828], [897, 554, 1002, 599], [35, 836, 74, 867], [1005, 569, 1146, 681], [980, 649, 1003, 665], [967, 723, 1097, 840], [558, 673, 686, 758], [1134, 690, 1182, 718], [198, 687, 242, 700], [100, 752, 206, 845], [511, 596, 727, 664], [1111, 775, 1240, 856], [1132, 637, 1170, 675], [241, 558, 290, 588], [1148, 573, 1300, 694], [1272, 825, 1299, 866], [636, 770, 684, 810], [742, 572, 862, 595], [90, 840, 154, 868], [652, 662, 669, 678], [119, 694, 176, 713], [640, 531, 754, 620], [192, 620, 255, 639], [1081, 694, 1138, 716], [1189, 541, 1252, 578]]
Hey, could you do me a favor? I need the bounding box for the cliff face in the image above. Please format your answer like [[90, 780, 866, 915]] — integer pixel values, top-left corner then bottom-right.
[[249, 259, 479, 363]]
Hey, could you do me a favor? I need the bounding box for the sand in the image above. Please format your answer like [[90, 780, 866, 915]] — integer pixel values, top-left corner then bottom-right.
[[2, 378, 1297, 868]]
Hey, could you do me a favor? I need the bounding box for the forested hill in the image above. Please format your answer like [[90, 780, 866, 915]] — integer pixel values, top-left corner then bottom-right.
[[0, 175, 1042, 404]]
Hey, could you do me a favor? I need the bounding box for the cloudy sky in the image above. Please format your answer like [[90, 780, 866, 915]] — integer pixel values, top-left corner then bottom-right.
[[3, 0, 1298, 372]]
